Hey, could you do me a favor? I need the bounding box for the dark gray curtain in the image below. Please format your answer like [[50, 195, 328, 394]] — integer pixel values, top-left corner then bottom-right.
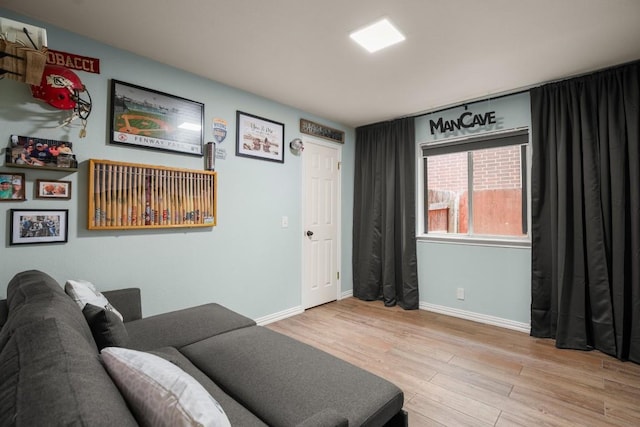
[[530, 61, 640, 363], [353, 117, 419, 309]]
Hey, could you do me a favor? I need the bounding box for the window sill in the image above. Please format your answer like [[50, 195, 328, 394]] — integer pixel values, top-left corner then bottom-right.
[[416, 234, 531, 249]]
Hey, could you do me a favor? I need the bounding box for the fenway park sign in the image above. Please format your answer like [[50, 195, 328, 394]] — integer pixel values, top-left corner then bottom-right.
[[429, 110, 496, 135]]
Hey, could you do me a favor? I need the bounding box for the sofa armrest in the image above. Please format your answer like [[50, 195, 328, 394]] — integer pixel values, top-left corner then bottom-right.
[[125, 303, 256, 351], [102, 288, 142, 322], [0, 299, 7, 328], [295, 409, 348, 427]]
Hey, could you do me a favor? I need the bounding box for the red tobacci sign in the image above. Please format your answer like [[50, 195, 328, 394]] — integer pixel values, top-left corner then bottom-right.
[[46, 49, 100, 74]]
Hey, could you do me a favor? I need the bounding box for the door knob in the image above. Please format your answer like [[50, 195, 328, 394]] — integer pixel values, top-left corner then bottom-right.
[[306, 230, 314, 237]]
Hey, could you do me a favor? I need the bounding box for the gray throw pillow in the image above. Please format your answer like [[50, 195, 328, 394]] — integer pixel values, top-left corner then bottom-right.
[[83, 303, 129, 350]]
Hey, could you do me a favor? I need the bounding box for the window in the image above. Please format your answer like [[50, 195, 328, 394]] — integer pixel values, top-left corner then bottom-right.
[[421, 129, 529, 241]]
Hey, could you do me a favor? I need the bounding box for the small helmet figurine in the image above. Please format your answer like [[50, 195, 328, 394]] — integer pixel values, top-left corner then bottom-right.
[[30, 65, 92, 136]]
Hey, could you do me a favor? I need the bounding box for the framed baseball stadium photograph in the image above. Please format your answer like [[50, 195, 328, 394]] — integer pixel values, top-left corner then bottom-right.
[[109, 80, 204, 156], [10, 209, 69, 245]]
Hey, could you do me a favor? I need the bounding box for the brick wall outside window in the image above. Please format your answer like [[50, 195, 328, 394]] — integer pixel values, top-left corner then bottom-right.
[[427, 146, 521, 192], [426, 145, 524, 236]]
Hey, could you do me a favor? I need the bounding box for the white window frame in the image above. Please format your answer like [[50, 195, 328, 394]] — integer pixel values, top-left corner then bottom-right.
[[416, 128, 532, 248]]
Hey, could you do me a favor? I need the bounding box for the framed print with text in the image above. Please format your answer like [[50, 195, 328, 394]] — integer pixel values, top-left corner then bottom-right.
[[236, 111, 285, 163]]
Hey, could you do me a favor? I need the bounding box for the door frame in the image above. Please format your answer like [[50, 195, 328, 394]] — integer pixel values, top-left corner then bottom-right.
[[300, 137, 343, 309]]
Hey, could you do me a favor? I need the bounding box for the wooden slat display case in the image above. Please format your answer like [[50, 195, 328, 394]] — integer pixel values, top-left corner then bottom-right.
[[88, 159, 216, 230]]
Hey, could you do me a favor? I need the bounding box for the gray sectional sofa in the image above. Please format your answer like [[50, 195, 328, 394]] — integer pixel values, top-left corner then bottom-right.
[[0, 270, 407, 426]]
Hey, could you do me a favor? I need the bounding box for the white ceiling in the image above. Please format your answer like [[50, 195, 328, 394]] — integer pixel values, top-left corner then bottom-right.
[[3, 0, 640, 128]]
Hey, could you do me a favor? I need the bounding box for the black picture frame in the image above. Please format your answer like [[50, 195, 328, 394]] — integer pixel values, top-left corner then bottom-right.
[[10, 209, 69, 245], [110, 80, 204, 156], [236, 111, 285, 163]]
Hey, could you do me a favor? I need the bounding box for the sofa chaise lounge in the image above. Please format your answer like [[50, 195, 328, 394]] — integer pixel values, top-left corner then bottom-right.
[[0, 270, 407, 426]]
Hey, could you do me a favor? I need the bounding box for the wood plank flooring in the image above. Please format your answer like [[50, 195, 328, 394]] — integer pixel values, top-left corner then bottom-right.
[[266, 298, 640, 426]]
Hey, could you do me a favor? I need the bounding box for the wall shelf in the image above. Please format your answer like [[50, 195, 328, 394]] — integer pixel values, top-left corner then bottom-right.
[[88, 159, 216, 230], [3, 163, 78, 173]]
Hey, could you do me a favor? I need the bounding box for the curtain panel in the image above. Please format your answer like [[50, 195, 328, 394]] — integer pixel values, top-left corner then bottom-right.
[[353, 117, 419, 309], [530, 61, 640, 362]]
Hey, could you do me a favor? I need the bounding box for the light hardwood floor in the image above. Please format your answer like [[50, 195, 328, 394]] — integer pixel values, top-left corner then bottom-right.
[[266, 298, 640, 427]]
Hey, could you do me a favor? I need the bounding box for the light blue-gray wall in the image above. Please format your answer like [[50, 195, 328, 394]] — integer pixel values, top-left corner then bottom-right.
[[0, 10, 355, 320], [1, 9, 533, 328], [415, 93, 532, 326]]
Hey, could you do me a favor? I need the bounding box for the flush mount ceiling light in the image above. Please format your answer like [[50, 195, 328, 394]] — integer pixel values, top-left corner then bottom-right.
[[349, 18, 405, 53]]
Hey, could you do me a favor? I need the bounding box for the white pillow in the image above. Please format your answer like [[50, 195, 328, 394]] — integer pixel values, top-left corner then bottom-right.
[[101, 347, 231, 427], [65, 279, 123, 321]]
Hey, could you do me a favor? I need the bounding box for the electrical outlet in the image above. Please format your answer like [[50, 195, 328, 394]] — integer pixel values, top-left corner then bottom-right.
[[456, 288, 465, 300]]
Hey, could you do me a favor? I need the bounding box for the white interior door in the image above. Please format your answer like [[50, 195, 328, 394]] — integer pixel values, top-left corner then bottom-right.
[[302, 140, 341, 309]]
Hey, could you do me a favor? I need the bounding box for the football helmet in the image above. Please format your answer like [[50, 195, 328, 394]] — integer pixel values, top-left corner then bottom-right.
[[30, 65, 92, 120]]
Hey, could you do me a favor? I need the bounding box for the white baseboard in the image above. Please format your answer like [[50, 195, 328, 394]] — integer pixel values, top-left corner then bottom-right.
[[255, 305, 304, 326], [340, 289, 353, 299], [255, 298, 530, 334], [420, 302, 531, 334], [256, 290, 352, 326]]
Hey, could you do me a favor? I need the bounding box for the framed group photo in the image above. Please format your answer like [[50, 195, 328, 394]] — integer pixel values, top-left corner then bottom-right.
[[110, 80, 205, 156], [0, 173, 25, 201], [10, 209, 69, 245], [35, 179, 72, 199], [236, 111, 285, 163], [6, 135, 75, 168]]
